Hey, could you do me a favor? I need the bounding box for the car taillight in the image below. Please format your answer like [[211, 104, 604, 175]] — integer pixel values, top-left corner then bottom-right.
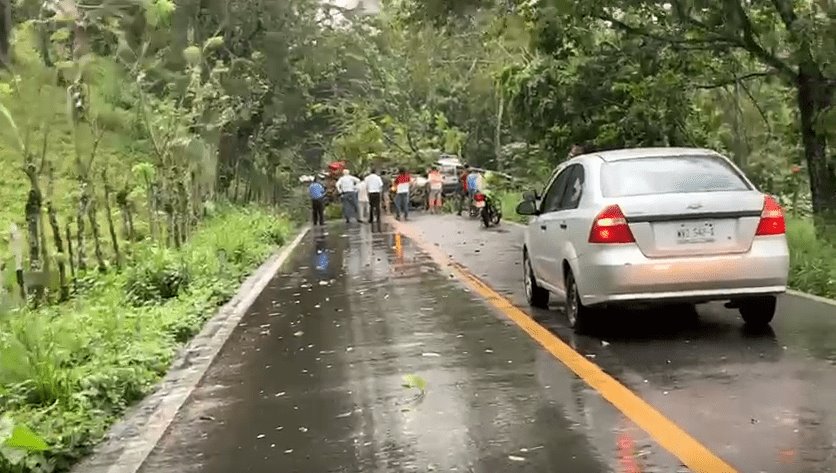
[[589, 204, 635, 244], [474, 193, 486, 202], [755, 195, 786, 235]]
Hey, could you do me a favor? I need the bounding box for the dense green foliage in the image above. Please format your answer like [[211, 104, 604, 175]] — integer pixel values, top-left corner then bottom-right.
[[0, 207, 291, 472]]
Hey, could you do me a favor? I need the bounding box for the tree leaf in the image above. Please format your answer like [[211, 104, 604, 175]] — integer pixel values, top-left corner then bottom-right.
[[0, 101, 25, 152], [203, 36, 225, 52], [50, 28, 72, 42], [401, 374, 427, 391], [4, 424, 48, 452], [183, 46, 202, 66]]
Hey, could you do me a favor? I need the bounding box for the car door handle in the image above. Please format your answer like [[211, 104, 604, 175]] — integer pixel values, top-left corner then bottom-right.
[[540, 225, 547, 230], [559, 222, 567, 229]]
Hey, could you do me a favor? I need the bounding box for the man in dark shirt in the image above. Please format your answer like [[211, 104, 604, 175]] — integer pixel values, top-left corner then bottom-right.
[[456, 164, 470, 216], [308, 177, 326, 226]]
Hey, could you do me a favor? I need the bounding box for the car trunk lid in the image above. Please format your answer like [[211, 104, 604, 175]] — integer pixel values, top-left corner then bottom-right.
[[617, 191, 764, 257]]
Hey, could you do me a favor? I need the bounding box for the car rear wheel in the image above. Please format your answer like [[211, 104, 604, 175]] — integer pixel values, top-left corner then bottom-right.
[[738, 296, 777, 326], [565, 269, 594, 332], [523, 251, 549, 309]]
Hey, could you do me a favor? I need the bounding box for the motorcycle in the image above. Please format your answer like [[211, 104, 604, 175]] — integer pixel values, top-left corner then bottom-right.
[[473, 190, 502, 227]]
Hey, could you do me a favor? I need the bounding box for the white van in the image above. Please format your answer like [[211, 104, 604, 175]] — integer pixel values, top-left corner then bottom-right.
[[436, 156, 463, 195]]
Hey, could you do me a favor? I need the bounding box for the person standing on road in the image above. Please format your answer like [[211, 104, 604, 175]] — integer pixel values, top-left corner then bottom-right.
[[466, 167, 481, 207], [364, 169, 384, 224], [308, 176, 326, 226], [568, 144, 585, 158], [457, 164, 470, 216], [394, 167, 411, 221], [357, 175, 370, 223], [380, 170, 391, 215], [336, 169, 360, 223], [428, 166, 443, 214]]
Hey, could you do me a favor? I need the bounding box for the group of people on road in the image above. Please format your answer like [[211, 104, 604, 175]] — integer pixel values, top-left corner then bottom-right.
[[330, 169, 387, 225], [455, 164, 485, 216], [308, 161, 493, 226]]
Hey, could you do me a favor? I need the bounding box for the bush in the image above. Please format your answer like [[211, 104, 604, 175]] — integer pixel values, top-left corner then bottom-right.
[[124, 247, 191, 306], [0, 206, 294, 473], [786, 218, 836, 298]]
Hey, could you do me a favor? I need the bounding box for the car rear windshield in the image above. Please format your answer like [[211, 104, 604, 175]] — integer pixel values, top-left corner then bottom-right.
[[600, 155, 751, 197]]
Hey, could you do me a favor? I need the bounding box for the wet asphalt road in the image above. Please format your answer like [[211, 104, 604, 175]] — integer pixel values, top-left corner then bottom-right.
[[141, 223, 683, 473], [404, 213, 836, 473], [139, 213, 836, 473]]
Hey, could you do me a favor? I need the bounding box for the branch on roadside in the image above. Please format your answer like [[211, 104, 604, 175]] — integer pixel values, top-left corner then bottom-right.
[[601, 14, 736, 48], [694, 70, 774, 89], [724, 0, 796, 79], [603, 2, 797, 82], [738, 80, 773, 136]]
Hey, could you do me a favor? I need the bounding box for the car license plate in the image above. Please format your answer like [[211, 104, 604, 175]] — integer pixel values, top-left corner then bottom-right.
[[676, 222, 715, 243], [475, 201, 486, 208]]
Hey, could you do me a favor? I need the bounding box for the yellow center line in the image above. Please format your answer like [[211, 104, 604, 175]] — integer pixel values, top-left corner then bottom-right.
[[392, 220, 737, 473]]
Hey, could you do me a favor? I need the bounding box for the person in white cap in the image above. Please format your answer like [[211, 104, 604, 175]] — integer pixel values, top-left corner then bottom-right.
[[336, 169, 361, 223]]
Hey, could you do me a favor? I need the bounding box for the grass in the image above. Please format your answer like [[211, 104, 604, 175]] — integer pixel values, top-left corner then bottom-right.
[[0, 206, 294, 472], [494, 191, 836, 299], [0, 39, 301, 473]]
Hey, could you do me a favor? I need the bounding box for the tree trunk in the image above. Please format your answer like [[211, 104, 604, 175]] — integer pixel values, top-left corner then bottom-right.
[[87, 198, 107, 272], [797, 72, 836, 230], [0, 0, 11, 68], [47, 201, 69, 301], [65, 223, 76, 292], [25, 189, 41, 271], [76, 189, 88, 271], [494, 89, 504, 171], [102, 173, 121, 268], [24, 188, 45, 303], [116, 188, 135, 241], [168, 209, 179, 248], [147, 182, 157, 241]]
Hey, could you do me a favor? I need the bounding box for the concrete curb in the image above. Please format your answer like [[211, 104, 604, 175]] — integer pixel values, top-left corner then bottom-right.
[[787, 289, 836, 306], [71, 225, 311, 473]]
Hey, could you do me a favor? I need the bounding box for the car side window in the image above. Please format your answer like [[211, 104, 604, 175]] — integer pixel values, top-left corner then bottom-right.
[[558, 165, 585, 210], [540, 167, 571, 214]]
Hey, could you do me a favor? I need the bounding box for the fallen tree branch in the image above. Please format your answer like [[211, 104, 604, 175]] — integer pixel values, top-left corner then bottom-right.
[[694, 70, 774, 89]]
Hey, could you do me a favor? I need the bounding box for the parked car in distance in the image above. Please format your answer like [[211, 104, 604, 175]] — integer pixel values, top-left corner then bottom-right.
[[517, 147, 790, 331]]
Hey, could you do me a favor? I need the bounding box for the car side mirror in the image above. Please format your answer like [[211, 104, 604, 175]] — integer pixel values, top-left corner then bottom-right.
[[516, 199, 539, 216], [522, 190, 539, 202]]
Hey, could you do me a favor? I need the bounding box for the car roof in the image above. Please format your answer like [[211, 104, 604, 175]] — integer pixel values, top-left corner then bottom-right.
[[576, 147, 720, 163]]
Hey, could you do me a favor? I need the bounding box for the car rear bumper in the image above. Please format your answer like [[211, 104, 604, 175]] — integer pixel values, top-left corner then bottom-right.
[[576, 237, 789, 307]]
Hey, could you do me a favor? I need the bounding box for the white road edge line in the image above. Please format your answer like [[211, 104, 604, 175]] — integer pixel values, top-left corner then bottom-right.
[[501, 218, 835, 305], [71, 225, 311, 473]]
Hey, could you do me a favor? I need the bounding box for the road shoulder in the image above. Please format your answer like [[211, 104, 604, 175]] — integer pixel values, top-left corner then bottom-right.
[[70, 226, 310, 473]]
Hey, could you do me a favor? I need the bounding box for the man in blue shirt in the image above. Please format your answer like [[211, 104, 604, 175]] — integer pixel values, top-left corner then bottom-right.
[[308, 176, 326, 226]]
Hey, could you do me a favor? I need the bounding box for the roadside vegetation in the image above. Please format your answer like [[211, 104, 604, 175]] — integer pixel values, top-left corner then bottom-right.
[[0, 0, 834, 471]]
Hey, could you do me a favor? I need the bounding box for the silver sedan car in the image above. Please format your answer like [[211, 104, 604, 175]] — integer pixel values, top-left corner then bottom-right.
[[517, 147, 790, 331]]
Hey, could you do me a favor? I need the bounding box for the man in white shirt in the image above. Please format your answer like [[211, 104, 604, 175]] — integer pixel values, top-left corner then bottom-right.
[[336, 169, 360, 223], [357, 177, 369, 223], [364, 169, 384, 224]]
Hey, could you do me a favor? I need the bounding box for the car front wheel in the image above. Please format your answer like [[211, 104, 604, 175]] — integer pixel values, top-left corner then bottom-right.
[[523, 251, 549, 309], [738, 296, 777, 326]]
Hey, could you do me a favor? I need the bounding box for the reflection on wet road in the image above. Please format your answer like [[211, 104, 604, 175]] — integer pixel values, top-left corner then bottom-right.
[[141, 224, 685, 473], [406, 214, 836, 473]]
